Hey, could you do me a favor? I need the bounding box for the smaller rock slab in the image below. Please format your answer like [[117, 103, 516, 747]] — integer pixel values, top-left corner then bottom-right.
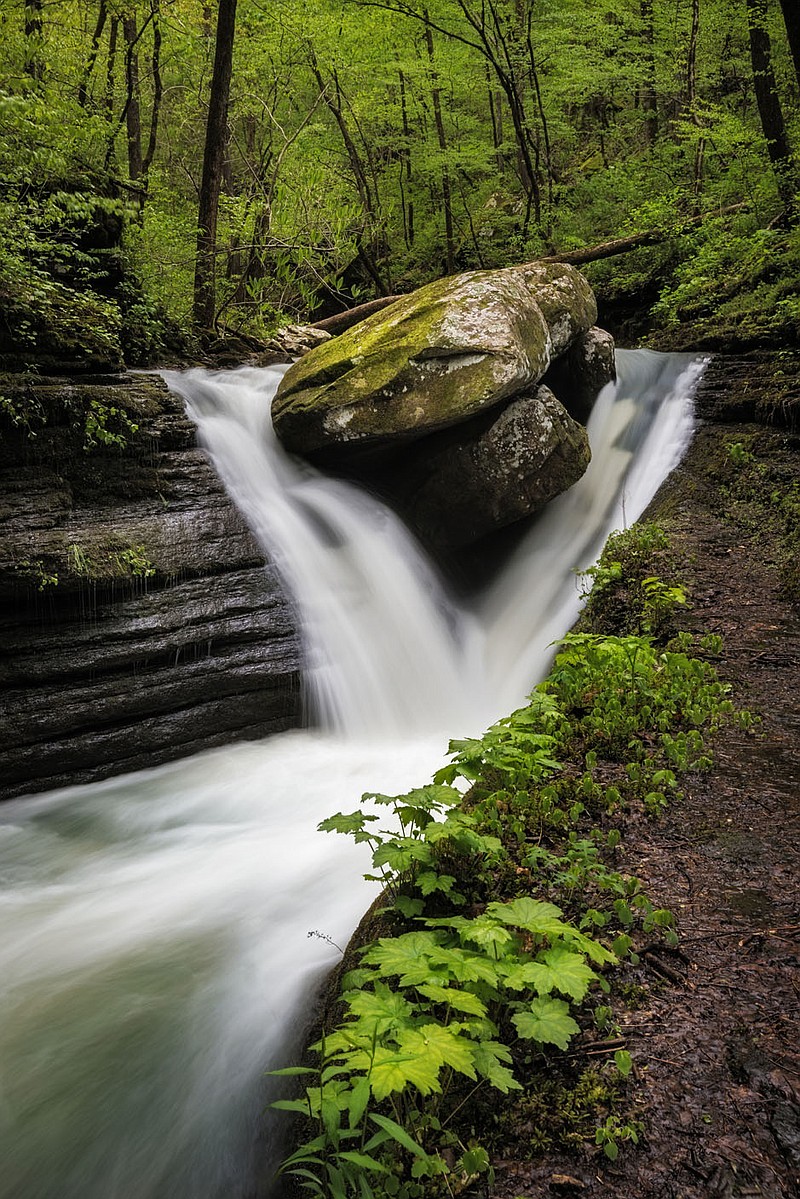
[[397, 385, 591, 547]]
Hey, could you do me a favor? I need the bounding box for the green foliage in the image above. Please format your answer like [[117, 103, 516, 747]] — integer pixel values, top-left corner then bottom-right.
[[579, 524, 687, 637], [1, 0, 796, 347], [274, 543, 744, 1194]]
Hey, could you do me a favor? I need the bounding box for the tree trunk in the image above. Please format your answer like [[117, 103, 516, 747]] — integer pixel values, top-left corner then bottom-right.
[[123, 14, 143, 182], [398, 70, 415, 249], [687, 0, 705, 212], [193, 0, 238, 330], [640, 0, 659, 144], [78, 2, 107, 108], [105, 16, 118, 123], [142, 0, 163, 178], [24, 0, 44, 81], [777, 0, 800, 90], [745, 0, 797, 215], [307, 49, 388, 294], [424, 21, 455, 274]]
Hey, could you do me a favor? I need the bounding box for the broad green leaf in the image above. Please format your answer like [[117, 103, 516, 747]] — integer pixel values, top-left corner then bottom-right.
[[498, 959, 551, 992], [451, 914, 516, 954], [486, 897, 569, 934], [396, 1023, 477, 1080], [472, 1041, 521, 1093], [372, 838, 431, 870], [368, 1046, 442, 1100], [417, 869, 456, 896], [362, 932, 444, 986], [345, 981, 414, 1026], [416, 984, 488, 1018], [511, 997, 580, 1050], [537, 944, 598, 1002], [318, 810, 378, 839]]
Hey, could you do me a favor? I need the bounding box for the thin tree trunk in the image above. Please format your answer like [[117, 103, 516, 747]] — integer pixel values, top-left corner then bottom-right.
[[777, 0, 800, 90], [105, 16, 118, 123], [142, 0, 163, 178], [78, 2, 107, 107], [123, 14, 143, 181], [193, 0, 238, 330], [687, 0, 706, 212], [525, 13, 553, 223], [24, 0, 44, 81], [745, 0, 797, 215], [487, 70, 504, 171], [398, 70, 415, 249], [423, 21, 455, 274], [640, 0, 659, 144], [307, 49, 388, 293]]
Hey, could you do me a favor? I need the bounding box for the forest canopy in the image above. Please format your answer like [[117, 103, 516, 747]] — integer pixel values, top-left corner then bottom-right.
[[0, 0, 798, 360]]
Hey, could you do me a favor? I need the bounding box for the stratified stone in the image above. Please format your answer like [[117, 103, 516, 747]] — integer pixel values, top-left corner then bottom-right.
[[0, 372, 301, 800]]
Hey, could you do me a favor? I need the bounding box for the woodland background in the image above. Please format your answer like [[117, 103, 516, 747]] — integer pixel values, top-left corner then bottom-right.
[[1, 0, 799, 363]]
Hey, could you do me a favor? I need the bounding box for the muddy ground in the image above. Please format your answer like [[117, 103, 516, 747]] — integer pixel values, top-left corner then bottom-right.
[[490, 357, 800, 1198]]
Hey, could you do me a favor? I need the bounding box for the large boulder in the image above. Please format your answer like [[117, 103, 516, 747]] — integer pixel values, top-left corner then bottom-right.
[[392, 385, 591, 547], [272, 263, 597, 460], [544, 326, 616, 424]]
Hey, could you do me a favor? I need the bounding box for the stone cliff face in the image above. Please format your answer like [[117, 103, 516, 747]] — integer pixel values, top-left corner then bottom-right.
[[0, 371, 302, 801]]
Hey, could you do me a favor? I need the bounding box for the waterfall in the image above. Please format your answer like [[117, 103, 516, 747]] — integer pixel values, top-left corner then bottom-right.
[[0, 350, 703, 1199]]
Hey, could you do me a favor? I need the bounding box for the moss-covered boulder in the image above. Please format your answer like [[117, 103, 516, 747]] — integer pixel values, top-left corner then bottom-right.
[[394, 385, 592, 547], [272, 263, 596, 459]]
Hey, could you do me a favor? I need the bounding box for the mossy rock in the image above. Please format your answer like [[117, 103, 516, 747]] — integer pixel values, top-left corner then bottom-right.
[[272, 263, 597, 460]]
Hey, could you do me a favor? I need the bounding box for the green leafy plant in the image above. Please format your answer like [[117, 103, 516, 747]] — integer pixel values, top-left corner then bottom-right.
[[274, 560, 744, 1194]]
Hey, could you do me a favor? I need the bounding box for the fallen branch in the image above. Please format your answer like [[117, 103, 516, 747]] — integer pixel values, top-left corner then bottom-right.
[[312, 295, 405, 335], [538, 203, 747, 267]]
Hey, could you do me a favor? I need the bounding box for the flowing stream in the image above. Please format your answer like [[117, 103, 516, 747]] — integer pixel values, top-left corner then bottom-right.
[[0, 349, 704, 1199]]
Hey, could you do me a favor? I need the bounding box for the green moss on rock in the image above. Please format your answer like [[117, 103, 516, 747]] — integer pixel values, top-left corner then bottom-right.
[[272, 263, 597, 459]]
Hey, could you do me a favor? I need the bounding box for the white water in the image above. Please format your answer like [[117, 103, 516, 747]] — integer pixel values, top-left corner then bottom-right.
[[0, 350, 703, 1199]]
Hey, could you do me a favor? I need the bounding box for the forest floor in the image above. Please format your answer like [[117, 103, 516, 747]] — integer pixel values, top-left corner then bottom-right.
[[489, 356, 800, 1198]]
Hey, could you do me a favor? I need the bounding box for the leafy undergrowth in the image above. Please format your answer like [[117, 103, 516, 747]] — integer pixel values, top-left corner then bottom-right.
[[271, 528, 750, 1198], [700, 429, 800, 607]]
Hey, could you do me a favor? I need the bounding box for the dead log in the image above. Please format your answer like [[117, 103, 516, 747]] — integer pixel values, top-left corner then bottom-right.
[[312, 295, 405, 335], [539, 203, 746, 267]]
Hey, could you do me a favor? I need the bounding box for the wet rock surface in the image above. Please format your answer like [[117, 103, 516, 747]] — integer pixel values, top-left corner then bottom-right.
[[272, 263, 603, 546], [271, 262, 597, 460], [0, 372, 301, 801], [393, 384, 591, 548]]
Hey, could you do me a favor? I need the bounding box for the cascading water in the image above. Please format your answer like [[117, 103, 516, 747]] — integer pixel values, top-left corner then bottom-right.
[[0, 349, 703, 1199]]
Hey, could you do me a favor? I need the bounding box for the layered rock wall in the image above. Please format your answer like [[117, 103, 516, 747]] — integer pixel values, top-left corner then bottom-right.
[[0, 372, 301, 801]]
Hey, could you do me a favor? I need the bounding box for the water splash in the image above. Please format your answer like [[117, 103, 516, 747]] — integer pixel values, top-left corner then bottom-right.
[[0, 350, 705, 1198]]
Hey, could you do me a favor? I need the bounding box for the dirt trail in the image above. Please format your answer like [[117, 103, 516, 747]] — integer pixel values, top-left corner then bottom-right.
[[492, 357, 800, 1198]]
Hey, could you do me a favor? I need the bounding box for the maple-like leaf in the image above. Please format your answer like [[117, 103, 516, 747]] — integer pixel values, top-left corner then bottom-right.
[[345, 981, 415, 1027], [368, 1045, 442, 1100], [415, 983, 488, 1018], [472, 1040, 522, 1093], [396, 1023, 477, 1080], [511, 996, 580, 1050]]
